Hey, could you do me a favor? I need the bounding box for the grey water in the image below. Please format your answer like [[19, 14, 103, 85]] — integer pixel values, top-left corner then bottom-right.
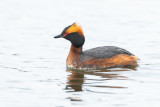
[[0, 0, 160, 107]]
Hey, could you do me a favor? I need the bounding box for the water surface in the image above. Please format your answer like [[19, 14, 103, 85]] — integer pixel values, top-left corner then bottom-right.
[[0, 0, 160, 107]]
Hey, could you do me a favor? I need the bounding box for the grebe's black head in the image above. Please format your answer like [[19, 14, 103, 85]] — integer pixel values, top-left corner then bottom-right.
[[54, 22, 85, 48]]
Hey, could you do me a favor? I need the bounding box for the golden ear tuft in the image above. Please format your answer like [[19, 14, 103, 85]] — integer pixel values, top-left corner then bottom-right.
[[72, 22, 81, 27], [65, 22, 84, 36]]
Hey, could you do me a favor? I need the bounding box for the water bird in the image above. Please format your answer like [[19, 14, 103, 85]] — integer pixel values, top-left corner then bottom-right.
[[54, 22, 138, 69]]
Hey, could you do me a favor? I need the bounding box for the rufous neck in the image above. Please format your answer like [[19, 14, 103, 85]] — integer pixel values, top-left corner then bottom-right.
[[69, 45, 82, 54]]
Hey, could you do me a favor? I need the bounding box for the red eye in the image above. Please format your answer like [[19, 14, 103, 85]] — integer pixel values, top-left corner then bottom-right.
[[64, 32, 69, 36]]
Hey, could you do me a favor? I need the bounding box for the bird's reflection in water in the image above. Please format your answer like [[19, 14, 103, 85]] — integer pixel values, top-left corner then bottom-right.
[[65, 67, 137, 92], [66, 70, 84, 92]]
